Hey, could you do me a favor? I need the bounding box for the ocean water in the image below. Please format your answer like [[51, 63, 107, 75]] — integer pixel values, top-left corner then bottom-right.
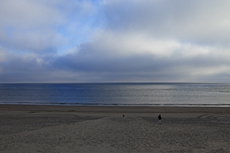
[[0, 83, 230, 107]]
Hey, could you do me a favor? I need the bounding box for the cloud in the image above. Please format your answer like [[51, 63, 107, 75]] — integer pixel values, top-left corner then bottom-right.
[[0, 0, 62, 53], [1, 0, 230, 83], [0, 0, 63, 28], [0, 0, 97, 54], [104, 0, 230, 46]]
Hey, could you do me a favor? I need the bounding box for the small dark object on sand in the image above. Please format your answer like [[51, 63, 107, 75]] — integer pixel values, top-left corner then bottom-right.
[[123, 115, 125, 117], [158, 114, 162, 125]]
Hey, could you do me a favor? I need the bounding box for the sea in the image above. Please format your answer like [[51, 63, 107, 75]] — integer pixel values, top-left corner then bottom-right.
[[0, 83, 230, 107]]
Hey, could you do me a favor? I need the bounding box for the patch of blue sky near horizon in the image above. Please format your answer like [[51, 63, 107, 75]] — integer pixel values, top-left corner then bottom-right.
[[56, 13, 104, 56], [55, 0, 105, 55]]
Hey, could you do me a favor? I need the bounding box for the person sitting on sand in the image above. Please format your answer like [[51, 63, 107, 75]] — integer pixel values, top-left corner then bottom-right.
[[158, 114, 162, 125]]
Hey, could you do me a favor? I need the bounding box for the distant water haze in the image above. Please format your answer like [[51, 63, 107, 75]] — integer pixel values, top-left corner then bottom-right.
[[0, 83, 230, 107]]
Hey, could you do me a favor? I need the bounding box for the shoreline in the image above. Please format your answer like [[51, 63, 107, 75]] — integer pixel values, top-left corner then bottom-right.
[[1, 104, 230, 114]]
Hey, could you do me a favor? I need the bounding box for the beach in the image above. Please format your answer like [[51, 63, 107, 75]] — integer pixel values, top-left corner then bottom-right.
[[0, 105, 230, 153]]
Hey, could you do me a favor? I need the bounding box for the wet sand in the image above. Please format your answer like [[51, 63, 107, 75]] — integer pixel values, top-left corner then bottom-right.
[[0, 105, 230, 153]]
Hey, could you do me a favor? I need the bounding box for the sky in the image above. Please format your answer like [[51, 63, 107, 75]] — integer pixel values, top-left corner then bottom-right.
[[1, 0, 230, 83]]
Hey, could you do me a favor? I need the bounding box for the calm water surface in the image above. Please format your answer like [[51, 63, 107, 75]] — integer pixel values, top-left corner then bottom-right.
[[0, 83, 230, 107]]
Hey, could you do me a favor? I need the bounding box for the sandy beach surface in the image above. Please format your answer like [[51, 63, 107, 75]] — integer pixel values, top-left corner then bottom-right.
[[0, 105, 230, 153]]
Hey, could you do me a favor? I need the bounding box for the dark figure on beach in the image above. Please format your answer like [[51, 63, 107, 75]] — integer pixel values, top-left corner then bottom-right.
[[158, 114, 162, 125]]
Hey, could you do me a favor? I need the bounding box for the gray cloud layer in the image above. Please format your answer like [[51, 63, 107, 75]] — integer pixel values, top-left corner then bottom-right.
[[1, 0, 230, 83]]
